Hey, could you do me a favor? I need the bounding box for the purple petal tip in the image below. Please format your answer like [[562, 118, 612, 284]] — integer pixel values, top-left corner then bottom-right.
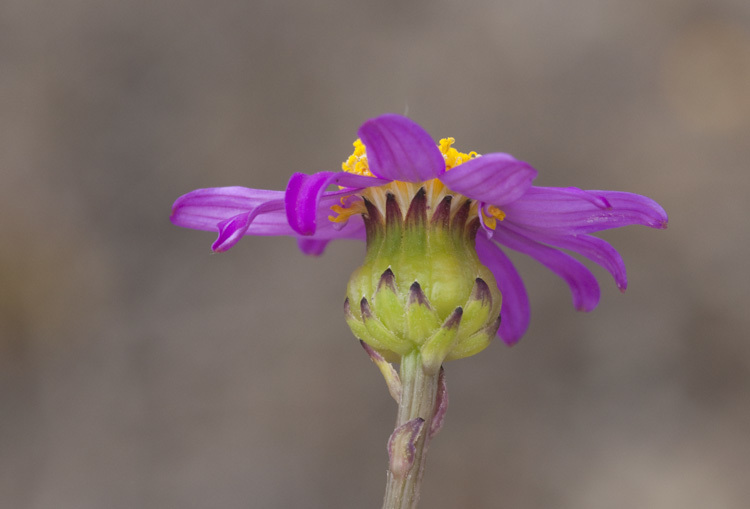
[[358, 114, 445, 182]]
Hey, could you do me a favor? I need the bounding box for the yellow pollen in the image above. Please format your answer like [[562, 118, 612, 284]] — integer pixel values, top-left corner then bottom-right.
[[482, 205, 506, 230], [341, 139, 373, 177], [438, 137, 478, 170], [332, 136, 482, 224], [328, 197, 366, 223]]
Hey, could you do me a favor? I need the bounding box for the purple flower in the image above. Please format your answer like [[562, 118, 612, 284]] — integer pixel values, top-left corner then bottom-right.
[[171, 114, 667, 345]]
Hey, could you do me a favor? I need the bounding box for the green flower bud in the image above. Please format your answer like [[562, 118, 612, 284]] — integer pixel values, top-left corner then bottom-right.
[[344, 186, 502, 367]]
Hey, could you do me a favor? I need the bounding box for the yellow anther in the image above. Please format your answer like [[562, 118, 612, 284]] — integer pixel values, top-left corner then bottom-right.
[[334, 136, 484, 227], [487, 205, 506, 221], [482, 205, 506, 230], [438, 138, 478, 170], [342, 139, 373, 176], [438, 137, 455, 153], [329, 200, 366, 223]]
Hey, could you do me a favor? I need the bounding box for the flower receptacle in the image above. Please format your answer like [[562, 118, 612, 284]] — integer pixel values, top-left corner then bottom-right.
[[344, 186, 502, 365]]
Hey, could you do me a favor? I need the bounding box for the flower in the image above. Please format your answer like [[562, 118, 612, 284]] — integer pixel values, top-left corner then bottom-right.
[[171, 114, 667, 345]]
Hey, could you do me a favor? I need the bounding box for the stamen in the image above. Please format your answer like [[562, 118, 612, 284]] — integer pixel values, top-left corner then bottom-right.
[[334, 136, 488, 230], [487, 205, 506, 221], [329, 198, 366, 223], [481, 205, 506, 230], [341, 139, 373, 176], [438, 138, 479, 170]]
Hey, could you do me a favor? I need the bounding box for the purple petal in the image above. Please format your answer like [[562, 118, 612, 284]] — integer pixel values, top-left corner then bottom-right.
[[357, 114, 445, 182], [311, 208, 366, 238], [172, 185, 366, 252], [296, 238, 329, 256], [213, 197, 301, 252], [285, 171, 389, 235], [439, 153, 537, 205], [508, 224, 628, 291], [492, 225, 601, 312], [213, 213, 250, 252], [475, 235, 530, 345], [294, 209, 367, 255], [295, 193, 368, 255], [295, 202, 367, 254], [171, 186, 286, 232], [477, 202, 493, 237], [503, 187, 668, 234]]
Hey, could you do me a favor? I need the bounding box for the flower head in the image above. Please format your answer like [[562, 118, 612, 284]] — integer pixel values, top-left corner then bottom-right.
[[171, 114, 667, 346]]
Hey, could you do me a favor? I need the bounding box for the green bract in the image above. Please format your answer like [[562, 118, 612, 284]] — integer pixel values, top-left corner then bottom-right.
[[344, 188, 502, 371]]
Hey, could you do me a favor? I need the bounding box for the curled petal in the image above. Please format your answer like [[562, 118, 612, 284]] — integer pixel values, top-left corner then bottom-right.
[[475, 235, 530, 345], [503, 187, 668, 234], [212, 198, 296, 252], [214, 212, 250, 252], [439, 153, 537, 206], [172, 185, 366, 252], [171, 186, 287, 233], [358, 114, 445, 182], [285, 171, 389, 235], [492, 225, 601, 312]]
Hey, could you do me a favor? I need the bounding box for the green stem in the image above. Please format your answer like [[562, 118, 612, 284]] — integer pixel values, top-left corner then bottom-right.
[[381, 351, 441, 509]]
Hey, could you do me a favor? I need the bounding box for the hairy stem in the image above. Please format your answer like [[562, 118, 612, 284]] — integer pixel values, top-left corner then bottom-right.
[[381, 351, 441, 509]]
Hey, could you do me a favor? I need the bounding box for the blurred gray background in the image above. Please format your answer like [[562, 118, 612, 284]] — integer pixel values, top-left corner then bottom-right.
[[2, 0, 749, 508]]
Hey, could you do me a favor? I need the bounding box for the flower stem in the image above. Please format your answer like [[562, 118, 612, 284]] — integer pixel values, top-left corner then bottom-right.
[[382, 351, 441, 509]]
